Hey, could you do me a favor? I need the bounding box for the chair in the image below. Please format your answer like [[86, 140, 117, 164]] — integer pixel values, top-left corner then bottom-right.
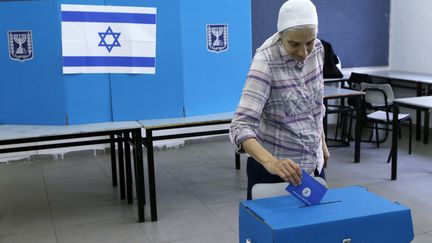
[[332, 73, 371, 143], [325, 98, 354, 146], [360, 82, 412, 162], [346, 72, 372, 91]]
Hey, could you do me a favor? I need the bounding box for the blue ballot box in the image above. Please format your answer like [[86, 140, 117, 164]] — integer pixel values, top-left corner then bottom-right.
[[239, 186, 414, 243]]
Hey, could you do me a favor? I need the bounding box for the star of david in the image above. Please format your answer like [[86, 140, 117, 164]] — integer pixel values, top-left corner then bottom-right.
[[98, 26, 121, 53]]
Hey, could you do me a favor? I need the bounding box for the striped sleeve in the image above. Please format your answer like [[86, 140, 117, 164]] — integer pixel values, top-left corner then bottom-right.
[[230, 56, 271, 152]]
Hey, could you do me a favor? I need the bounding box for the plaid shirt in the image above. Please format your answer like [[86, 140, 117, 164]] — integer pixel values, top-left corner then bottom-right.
[[230, 40, 325, 174]]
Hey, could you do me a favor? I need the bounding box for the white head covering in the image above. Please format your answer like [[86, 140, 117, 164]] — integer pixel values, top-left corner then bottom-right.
[[256, 0, 318, 52]]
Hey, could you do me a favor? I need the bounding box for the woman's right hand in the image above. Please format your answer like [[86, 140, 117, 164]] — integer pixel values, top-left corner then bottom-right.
[[241, 138, 303, 186], [263, 158, 302, 186]]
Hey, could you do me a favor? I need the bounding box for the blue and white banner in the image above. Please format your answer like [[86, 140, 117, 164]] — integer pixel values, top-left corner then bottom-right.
[[61, 4, 157, 74]]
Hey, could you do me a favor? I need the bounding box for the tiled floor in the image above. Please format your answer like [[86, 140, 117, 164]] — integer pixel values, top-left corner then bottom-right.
[[0, 130, 431, 242]]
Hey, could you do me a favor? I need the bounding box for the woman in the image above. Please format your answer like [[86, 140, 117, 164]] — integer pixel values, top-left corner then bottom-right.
[[230, 0, 329, 199]]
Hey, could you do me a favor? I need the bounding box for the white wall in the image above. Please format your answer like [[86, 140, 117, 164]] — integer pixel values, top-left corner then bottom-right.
[[390, 0, 432, 74], [389, 0, 432, 129]]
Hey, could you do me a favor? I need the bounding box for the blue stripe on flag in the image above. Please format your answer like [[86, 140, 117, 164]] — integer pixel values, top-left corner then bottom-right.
[[63, 56, 155, 67], [62, 11, 156, 24]]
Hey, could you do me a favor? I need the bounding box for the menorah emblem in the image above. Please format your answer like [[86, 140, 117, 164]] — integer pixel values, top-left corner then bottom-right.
[[206, 24, 229, 53], [8, 30, 33, 62], [13, 34, 27, 55], [211, 27, 224, 47]]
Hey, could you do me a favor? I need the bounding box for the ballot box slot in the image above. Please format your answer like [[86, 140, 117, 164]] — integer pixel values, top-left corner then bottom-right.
[[298, 200, 341, 208]]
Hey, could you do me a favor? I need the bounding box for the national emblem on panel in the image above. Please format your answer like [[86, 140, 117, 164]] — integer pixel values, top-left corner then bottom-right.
[[8, 30, 33, 61], [206, 24, 228, 53]]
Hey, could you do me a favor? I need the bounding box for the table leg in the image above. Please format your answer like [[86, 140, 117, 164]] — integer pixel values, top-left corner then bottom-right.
[[424, 109, 430, 144], [124, 132, 133, 204], [117, 133, 126, 199], [110, 134, 117, 187], [392, 104, 399, 180], [354, 95, 362, 163], [145, 129, 158, 221], [416, 83, 422, 140], [134, 129, 145, 222], [132, 132, 146, 205]]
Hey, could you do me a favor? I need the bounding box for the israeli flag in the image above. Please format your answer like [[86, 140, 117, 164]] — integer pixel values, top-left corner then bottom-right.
[[61, 4, 157, 74]]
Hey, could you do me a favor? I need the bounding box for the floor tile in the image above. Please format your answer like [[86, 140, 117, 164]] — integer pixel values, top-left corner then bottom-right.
[[0, 188, 48, 211], [149, 177, 204, 212], [45, 177, 117, 204], [139, 206, 233, 243], [0, 162, 45, 191], [0, 205, 53, 236], [42, 162, 107, 185], [50, 200, 135, 228], [0, 229, 57, 243], [56, 218, 151, 243], [169, 230, 238, 243], [207, 201, 241, 232], [413, 232, 432, 243], [154, 145, 217, 171]]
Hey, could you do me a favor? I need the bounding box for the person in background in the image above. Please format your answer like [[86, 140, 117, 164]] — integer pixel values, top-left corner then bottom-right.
[[229, 0, 329, 200]]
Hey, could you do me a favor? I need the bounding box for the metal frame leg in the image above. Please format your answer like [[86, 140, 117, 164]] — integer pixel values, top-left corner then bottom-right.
[[145, 129, 158, 221], [392, 104, 399, 180], [132, 133, 146, 206], [110, 134, 117, 187], [124, 132, 133, 204], [134, 129, 146, 222], [117, 133, 126, 199], [416, 83, 422, 141], [424, 109, 430, 144], [354, 95, 362, 163]]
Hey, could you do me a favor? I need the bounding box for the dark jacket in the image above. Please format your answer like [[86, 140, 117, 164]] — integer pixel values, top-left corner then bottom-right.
[[321, 39, 343, 78]]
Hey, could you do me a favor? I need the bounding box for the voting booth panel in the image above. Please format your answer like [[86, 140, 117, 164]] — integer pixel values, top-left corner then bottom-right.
[[109, 0, 184, 121], [0, 1, 66, 125], [0, 0, 251, 125], [181, 0, 252, 116], [0, 0, 126, 125], [239, 186, 414, 243], [111, 0, 252, 121]]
